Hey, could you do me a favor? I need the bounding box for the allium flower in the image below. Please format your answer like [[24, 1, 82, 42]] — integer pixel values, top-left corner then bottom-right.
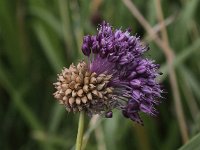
[[53, 21, 162, 124]]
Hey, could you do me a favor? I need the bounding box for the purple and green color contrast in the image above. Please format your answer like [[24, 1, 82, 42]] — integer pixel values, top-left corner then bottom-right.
[[54, 21, 163, 124]]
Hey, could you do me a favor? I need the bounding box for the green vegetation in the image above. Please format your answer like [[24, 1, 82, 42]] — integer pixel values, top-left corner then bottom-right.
[[0, 0, 200, 149]]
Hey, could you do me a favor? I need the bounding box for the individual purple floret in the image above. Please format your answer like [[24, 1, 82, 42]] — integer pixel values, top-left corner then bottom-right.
[[81, 21, 162, 124]]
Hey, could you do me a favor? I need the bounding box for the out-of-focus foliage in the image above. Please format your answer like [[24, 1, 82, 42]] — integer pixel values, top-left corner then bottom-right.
[[0, 0, 200, 150], [179, 132, 200, 150]]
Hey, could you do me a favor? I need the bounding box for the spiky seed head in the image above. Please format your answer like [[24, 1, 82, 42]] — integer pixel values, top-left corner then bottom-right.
[[53, 61, 114, 114]]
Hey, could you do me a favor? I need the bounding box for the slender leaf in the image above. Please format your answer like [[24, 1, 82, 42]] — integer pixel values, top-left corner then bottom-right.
[[179, 133, 200, 150]]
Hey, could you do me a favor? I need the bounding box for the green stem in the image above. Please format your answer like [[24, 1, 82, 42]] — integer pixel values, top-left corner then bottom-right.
[[76, 112, 85, 150]]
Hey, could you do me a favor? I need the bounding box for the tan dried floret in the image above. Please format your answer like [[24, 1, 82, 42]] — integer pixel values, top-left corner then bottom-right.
[[53, 61, 114, 113]]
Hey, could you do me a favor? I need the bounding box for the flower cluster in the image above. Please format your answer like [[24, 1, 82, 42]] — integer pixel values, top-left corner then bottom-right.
[[54, 21, 162, 124]]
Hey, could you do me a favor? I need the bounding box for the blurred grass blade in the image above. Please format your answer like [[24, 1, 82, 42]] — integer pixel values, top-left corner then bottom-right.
[[0, 62, 43, 130], [180, 66, 200, 100], [33, 22, 63, 72], [12, 92, 43, 130], [161, 121, 179, 150], [48, 105, 65, 133], [0, 0, 24, 74], [179, 133, 200, 150], [58, 0, 78, 58], [173, 0, 199, 49], [82, 116, 102, 150], [180, 0, 199, 21], [32, 130, 71, 149], [30, 6, 63, 38], [33, 22, 67, 133], [179, 70, 199, 120], [0, 62, 14, 92], [160, 38, 200, 80]]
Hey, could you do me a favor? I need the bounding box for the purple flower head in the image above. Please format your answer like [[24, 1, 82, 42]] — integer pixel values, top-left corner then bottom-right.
[[54, 21, 162, 125], [81, 21, 163, 124]]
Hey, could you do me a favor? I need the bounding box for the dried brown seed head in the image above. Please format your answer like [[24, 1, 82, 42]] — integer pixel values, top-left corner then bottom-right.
[[53, 61, 114, 114]]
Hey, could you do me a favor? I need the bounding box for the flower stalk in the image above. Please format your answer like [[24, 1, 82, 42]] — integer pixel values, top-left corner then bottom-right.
[[76, 112, 85, 150]]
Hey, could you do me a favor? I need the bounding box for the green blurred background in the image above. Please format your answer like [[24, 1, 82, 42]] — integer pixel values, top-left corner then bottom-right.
[[0, 0, 200, 149]]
